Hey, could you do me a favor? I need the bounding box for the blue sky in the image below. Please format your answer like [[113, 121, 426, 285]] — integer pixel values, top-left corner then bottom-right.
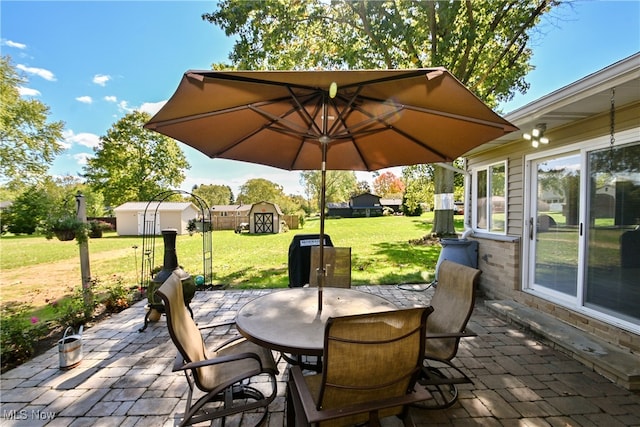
[[2, 1, 639, 196]]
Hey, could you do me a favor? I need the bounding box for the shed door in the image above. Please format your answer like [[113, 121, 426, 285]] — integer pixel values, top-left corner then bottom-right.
[[254, 213, 273, 233], [137, 211, 161, 235]]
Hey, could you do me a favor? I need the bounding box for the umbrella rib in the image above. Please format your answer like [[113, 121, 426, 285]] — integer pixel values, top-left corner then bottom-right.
[[342, 101, 451, 161], [214, 100, 319, 157], [337, 69, 439, 91], [403, 104, 512, 129], [287, 86, 323, 136], [247, 104, 320, 140], [145, 97, 294, 129], [327, 86, 363, 136], [356, 94, 510, 130]]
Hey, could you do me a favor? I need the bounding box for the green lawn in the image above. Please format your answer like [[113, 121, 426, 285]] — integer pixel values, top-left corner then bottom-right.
[[1, 213, 459, 311]]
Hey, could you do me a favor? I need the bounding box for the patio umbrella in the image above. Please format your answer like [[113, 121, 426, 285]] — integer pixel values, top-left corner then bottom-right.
[[144, 68, 517, 310]]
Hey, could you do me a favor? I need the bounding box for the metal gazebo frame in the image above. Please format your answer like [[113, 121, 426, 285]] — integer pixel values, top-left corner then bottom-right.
[[139, 190, 213, 292]]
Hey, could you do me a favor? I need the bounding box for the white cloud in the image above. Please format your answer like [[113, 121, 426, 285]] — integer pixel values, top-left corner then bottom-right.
[[93, 74, 111, 86], [139, 100, 166, 116], [104, 95, 117, 103], [73, 152, 93, 166], [117, 100, 133, 113], [18, 86, 41, 97], [76, 96, 93, 104], [4, 40, 27, 49], [16, 64, 56, 81], [63, 130, 100, 149]]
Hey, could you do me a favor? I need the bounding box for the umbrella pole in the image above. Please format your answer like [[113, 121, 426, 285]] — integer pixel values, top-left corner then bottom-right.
[[318, 141, 328, 312]]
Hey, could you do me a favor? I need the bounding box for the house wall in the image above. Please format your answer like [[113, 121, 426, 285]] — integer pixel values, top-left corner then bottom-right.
[[469, 234, 521, 300], [351, 193, 382, 208], [177, 207, 199, 234], [116, 207, 198, 236], [466, 102, 640, 352], [115, 211, 139, 236]]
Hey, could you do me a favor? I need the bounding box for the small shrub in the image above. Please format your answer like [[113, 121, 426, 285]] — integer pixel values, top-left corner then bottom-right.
[[89, 220, 113, 238], [50, 287, 95, 328], [0, 304, 48, 366], [102, 276, 133, 313]]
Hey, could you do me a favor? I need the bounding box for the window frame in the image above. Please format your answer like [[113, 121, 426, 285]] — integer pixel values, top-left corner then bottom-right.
[[471, 160, 508, 235]]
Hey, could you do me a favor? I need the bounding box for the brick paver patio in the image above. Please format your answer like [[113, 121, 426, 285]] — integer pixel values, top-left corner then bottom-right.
[[1, 285, 639, 426]]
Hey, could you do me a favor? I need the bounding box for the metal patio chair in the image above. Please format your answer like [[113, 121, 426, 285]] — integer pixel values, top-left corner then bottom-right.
[[156, 272, 278, 426], [416, 259, 481, 409], [287, 307, 434, 427]]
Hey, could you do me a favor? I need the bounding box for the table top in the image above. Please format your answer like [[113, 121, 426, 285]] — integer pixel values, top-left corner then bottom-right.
[[235, 287, 396, 356]]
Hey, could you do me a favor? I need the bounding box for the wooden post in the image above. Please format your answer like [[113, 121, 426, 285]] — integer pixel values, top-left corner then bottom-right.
[[76, 192, 92, 312]]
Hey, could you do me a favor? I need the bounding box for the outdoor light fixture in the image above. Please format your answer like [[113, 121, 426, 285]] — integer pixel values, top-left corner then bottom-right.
[[523, 124, 549, 148]]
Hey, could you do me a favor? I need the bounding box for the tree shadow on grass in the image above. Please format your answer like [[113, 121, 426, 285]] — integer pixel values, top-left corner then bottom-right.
[[410, 217, 434, 232], [212, 266, 289, 289], [351, 240, 442, 285]]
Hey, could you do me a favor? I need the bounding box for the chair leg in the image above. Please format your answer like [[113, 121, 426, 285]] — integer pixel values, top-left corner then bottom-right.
[[413, 359, 472, 409], [180, 375, 277, 427]]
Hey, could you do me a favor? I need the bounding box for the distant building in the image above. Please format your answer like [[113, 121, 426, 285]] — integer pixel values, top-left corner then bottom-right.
[[248, 201, 285, 233], [327, 193, 384, 218], [380, 198, 402, 212], [114, 202, 199, 236]]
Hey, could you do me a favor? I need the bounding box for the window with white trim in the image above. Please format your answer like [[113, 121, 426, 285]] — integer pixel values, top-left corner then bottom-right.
[[472, 161, 507, 234]]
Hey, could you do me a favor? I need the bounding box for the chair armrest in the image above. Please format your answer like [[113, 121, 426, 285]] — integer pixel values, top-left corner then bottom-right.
[[212, 334, 246, 352], [173, 351, 262, 372], [289, 365, 321, 420], [425, 330, 477, 339], [198, 320, 236, 330], [289, 365, 432, 424]]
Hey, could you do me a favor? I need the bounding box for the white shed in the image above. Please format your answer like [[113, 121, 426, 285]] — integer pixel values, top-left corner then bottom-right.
[[248, 201, 284, 234], [114, 202, 199, 236]]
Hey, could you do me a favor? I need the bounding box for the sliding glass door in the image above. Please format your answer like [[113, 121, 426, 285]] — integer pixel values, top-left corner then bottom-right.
[[528, 153, 581, 300], [526, 140, 639, 328], [584, 143, 640, 324]]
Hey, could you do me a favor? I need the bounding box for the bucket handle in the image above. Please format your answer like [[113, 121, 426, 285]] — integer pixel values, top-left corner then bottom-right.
[[62, 325, 83, 341]]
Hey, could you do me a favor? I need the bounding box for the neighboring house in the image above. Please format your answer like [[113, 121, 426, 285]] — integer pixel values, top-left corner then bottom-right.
[[248, 201, 284, 233], [380, 198, 402, 212], [114, 201, 199, 236], [326, 202, 351, 217], [211, 204, 252, 217], [210, 204, 251, 230], [327, 193, 383, 217], [461, 53, 639, 383]]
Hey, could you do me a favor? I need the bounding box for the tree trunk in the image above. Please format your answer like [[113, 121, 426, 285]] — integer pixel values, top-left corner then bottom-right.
[[431, 163, 456, 237]]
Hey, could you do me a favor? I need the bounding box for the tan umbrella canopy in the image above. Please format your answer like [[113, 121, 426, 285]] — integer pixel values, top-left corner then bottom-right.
[[145, 68, 517, 309]]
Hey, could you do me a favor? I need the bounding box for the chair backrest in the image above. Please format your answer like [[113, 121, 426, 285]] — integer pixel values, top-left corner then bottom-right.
[[309, 246, 351, 288], [156, 273, 210, 387], [426, 260, 481, 361], [318, 307, 433, 425]]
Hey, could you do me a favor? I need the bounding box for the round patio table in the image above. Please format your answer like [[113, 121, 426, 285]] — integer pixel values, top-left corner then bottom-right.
[[235, 287, 396, 357]]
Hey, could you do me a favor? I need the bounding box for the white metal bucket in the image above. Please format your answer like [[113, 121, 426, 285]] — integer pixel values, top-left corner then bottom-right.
[[58, 325, 83, 370]]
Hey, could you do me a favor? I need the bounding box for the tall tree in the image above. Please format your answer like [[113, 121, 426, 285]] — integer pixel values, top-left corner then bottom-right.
[[0, 56, 64, 188], [299, 170, 357, 212], [373, 171, 405, 198], [83, 111, 189, 208], [191, 183, 233, 207], [204, 0, 558, 234], [2, 176, 102, 234], [236, 178, 285, 204], [355, 180, 371, 196]]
